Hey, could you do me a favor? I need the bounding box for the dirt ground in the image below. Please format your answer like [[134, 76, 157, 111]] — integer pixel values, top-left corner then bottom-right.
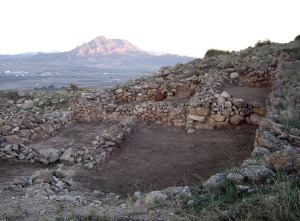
[[0, 122, 257, 198], [0, 85, 270, 220], [0, 160, 53, 184], [75, 122, 257, 196], [223, 85, 271, 102], [30, 122, 115, 151]]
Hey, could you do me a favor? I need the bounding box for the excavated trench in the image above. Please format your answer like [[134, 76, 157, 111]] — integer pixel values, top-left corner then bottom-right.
[[75, 122, 257, 195], [0, 85, 271, 196]]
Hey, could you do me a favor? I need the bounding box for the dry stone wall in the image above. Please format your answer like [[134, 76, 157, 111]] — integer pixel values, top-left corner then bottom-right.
[[73, 70, 268, 131], [4, 41, 297, 167]]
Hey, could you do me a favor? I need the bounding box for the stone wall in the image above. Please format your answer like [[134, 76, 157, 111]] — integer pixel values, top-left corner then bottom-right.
[[73, 71, 268, 131], [0, 117, 136, 168], [0, 111, 73, 145]]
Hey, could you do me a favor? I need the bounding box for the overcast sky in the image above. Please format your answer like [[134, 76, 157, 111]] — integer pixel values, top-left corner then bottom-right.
[[0, 0, 298, 57]]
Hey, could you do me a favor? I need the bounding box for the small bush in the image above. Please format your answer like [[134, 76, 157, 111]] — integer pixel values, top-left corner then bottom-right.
[[204, 49, 230, 58], [69, 83, 79, 92], [255, 39, 272, 47], [294, 34, 300, 42]]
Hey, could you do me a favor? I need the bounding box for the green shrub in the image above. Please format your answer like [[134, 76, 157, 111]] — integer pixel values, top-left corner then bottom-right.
[[255, 39, 272, 47], [204, 49, 230, 58]]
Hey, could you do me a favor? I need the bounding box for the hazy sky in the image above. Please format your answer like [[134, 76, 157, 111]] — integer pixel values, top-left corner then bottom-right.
[[0, 0, 298, 57]]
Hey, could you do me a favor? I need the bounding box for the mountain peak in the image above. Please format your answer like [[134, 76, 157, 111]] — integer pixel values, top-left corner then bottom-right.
[[74, 36, 144, 57]]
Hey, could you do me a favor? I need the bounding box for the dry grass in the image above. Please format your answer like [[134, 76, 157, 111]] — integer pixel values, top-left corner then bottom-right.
[[185, 172, 300, 221], [275, 62, 300, 130]]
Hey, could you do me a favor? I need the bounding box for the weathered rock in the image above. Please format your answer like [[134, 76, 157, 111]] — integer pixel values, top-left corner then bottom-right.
[[252, 146, 271, 156], [161, 186, 188, 196], [189, 97, 202, 107], [249, 114, 263, 125], [259, 119, 287, 137], [18, 100, 34, 110], [232, 98, 247, 108], [220, 91, 230, 99], [229, 114, 245, 125], [145, 191, 168, 205], [31, 171, 54, 184], [115, 88, 123, 94], [230, 72, 239, 79], [264, 148, 300, 171], [39, 158, 49, 165], [217, 96, 226, 107], [38, 148, 60, 163], [211, 114, 225, 122], [60, 148, 74, 164], [195, 107, 210, 116], [187, 115, 206, 122], [236, 185, 251, 192], [13, 177, 30, 187], [253, 107, 267, 116], [242, 159, 259, 167], [203, 173, 226, 188], [18, 153, 25, 160], [226, 173, 244, 183], [239, 165, 273, 181], [175, 186, 192, 206]]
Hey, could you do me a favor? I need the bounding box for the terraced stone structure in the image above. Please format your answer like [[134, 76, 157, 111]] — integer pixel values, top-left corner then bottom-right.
[[0, 39, 299, 220]]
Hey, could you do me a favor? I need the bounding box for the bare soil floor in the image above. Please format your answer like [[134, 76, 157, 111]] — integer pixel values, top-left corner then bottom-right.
[[30, 122, 115, 151], [0, 122, 257, 198], [224, 85, 271, 102], [0, 160, 53, 184], [75, 123, 257, 196], [0, 84, 271, 219]]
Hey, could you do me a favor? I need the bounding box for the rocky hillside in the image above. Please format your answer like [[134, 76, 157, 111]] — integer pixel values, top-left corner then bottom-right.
[[0, 37, 299, 220]]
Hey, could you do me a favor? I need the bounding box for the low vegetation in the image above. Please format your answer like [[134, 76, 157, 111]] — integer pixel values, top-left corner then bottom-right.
[[255, 39, 272, 47], [185, 171, 300, 221], [294, 35, 300, 41], [274, 62, 300, 131], [204, 49, 230, 58]]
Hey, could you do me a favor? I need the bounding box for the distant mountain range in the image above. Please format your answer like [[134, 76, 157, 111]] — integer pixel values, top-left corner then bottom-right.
[[0, 36, 195, 72]]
